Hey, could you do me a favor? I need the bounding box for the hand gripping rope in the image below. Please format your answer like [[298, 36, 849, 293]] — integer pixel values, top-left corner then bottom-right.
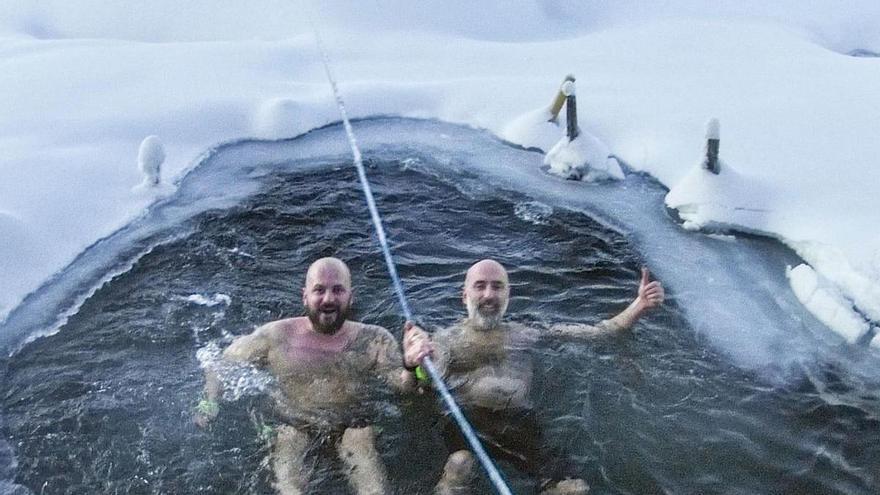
[[313, 31, 514, 495]]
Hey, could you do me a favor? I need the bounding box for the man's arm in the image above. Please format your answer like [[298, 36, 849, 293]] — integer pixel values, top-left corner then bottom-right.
[[368, 325, 419, 393], [194, 323, 275, 427], [223, 323, 275, 365], [548, 267, 665, 339]]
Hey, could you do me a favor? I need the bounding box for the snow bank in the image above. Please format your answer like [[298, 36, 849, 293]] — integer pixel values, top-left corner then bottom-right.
[[0, 2, 879, 354], [667, 113, 880, 344], [786, 264, 870, 343], [665, 158, 774, 234]]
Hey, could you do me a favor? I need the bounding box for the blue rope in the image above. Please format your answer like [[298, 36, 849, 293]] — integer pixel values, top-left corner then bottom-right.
[[314, 31, 514, 495]]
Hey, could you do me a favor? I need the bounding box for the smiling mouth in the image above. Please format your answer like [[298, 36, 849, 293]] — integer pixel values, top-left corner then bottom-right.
[[479, 302, 499, 313]]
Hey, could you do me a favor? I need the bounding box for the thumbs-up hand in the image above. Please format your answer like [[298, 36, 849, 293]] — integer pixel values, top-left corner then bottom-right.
[[636, 267, 665, 312]]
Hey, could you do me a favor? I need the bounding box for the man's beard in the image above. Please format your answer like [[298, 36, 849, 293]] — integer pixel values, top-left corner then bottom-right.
[[306, 302, 351, 335], [466, 298, 507, 331]]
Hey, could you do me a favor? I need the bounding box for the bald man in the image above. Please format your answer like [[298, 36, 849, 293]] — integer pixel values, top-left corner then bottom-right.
[[404, 259, 665, 495], [195, 257, 435, 495]]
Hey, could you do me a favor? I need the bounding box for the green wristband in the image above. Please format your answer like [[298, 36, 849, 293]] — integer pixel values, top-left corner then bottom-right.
[[197, 399, 219, 417], [257, 422, 274, 442], [414, 365, 430, 383]]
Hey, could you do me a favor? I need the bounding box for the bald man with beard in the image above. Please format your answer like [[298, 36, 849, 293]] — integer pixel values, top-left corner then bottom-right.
[[195, 257, 446, 495], [403, 259, 665, 495]]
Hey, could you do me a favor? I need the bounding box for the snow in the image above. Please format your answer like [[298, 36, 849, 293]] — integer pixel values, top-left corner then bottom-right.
[[1, 1, 879, 350], [705, 119, 721, 141], [786, 264, 869, 344], [501, 106, 560, 151], [135, 135, 165, 188], [543, 134, 624, 181]]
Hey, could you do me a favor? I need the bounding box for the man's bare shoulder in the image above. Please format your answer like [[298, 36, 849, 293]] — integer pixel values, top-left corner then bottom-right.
[[354, 322, 398, 345], [431, 322, 467, 345], [224, 318, 299, 363], [506, 321, 536, 333], [434, 322, 461, 337], [504, 321, 540, 343], [256, 317, 295, 334], [246, 317, 308, 344]]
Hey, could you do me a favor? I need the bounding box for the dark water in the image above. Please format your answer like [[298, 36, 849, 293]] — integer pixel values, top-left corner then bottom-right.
[[2, 158, 880, 494]]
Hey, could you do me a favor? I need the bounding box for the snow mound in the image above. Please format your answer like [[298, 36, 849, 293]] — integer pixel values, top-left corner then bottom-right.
[[501, 106, 562, 152], [786, 263, 870, 344], [543, 134, 624, 181], [254, 97, 305, 140], [665, 161, 774, 232], [136, 135, 165, 187]]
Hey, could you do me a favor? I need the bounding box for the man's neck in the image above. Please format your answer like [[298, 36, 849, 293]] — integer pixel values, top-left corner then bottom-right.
[[298, 317, 351, 338], [464, 317, 504, 334]]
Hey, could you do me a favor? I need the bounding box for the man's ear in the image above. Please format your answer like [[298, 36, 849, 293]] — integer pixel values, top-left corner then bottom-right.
[[301, 287, 307, 306]]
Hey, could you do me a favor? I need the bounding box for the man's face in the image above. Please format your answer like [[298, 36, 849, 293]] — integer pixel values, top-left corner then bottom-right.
[[463, 262, 510, 331], [302, 265, 353, 335]]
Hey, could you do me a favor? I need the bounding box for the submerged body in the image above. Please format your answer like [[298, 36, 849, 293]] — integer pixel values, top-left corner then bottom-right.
[[436, 319, 622, 411], [227, 316, 406, 429], [432, 318, 624, 488], [198, 257, 424, 495], [435, 320, 536, 412], [405, 259, 664, 494]]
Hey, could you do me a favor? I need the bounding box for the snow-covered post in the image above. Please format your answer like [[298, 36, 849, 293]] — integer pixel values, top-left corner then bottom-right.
[[138, 135, 165, 187], [547, 74, 576, 123], [704, 119, 720, 174], [563, 78, 579, 140]]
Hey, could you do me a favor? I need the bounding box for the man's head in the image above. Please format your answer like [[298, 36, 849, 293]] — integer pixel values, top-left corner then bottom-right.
[[462, 259, 510, 331], [302, 257, 353, 335]]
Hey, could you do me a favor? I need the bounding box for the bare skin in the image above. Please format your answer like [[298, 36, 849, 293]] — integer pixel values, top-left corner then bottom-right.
[[404, 259, 665, 494], [196, 257, 428, 495]]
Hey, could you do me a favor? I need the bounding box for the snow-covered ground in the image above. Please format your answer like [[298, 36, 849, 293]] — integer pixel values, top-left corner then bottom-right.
[[1, 1, 879, 345]]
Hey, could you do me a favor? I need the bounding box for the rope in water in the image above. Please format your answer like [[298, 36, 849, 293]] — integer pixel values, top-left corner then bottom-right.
[[313, 30, 514, 495]]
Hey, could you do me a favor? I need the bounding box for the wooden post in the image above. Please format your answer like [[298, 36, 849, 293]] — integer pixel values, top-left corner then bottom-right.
[[548, 74, 576, 123], [704, 118, 720, 174], [563, 79, 579, 140]]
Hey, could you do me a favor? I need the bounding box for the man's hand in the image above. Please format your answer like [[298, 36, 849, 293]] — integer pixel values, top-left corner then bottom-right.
[[635, 267, 665, 313], [194, 370, 222, 428], [603, 266, 665, 331], [402, 321, 433, 368], [193, 399, 219, 428]]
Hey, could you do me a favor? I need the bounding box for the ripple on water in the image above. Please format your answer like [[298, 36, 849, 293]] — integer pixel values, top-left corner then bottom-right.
[[513, 200, 553, 226]]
